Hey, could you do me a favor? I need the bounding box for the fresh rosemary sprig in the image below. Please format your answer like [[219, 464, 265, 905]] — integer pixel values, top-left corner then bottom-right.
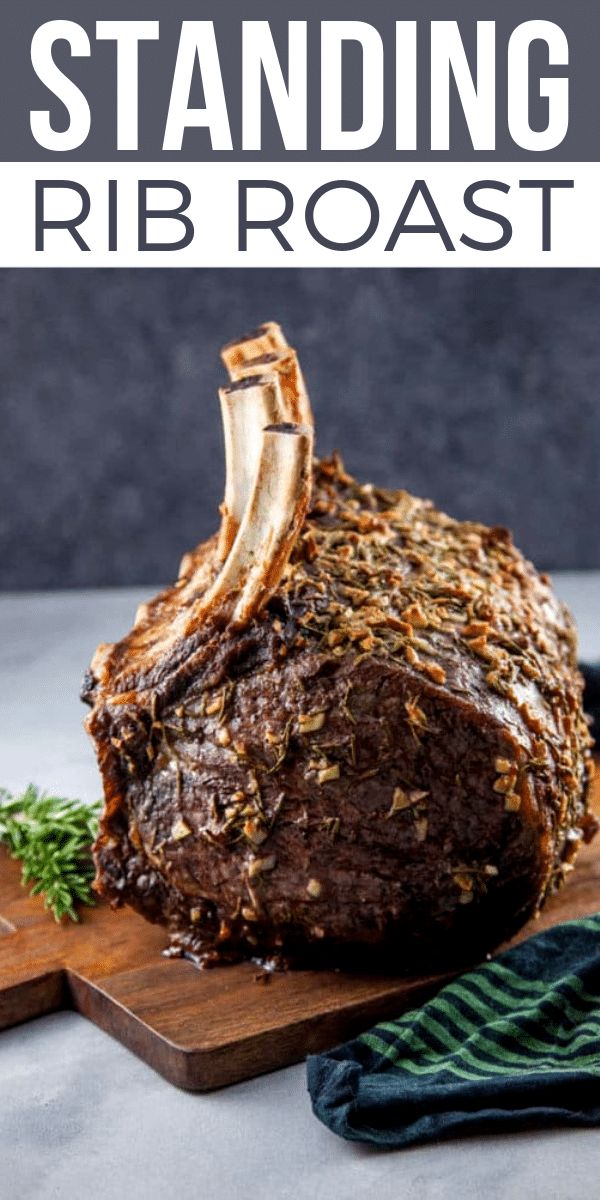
[[0, 785, 101, 922]]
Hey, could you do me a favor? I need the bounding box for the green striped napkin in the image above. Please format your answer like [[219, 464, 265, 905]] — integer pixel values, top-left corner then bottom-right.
[[307, 914, 600, 1148]]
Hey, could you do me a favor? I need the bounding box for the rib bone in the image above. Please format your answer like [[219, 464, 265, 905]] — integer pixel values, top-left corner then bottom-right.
[[229, 349, 313, 429], [221, 322, 288, 376], [88, 330, 314, 702], [217, 373, 288, 561], [216, 322, 313, 567], [187, 422, 313, 632]]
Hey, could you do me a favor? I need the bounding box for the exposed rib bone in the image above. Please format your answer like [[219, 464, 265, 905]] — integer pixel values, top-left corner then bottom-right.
[[187, 423, 313, 632], [88, 330, 314, 701], [228, 348, 313, 429], [232, 423, 313, 624], [217, 374, 288, 561], [221, 322, 288, 377], [216, 324, 313, 570]]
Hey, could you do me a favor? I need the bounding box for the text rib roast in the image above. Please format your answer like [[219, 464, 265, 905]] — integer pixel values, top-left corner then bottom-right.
[[82, 324, 594, 968]]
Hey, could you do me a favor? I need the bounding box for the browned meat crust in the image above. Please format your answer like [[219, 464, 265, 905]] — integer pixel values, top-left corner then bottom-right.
[[82, 454, 594, 970]]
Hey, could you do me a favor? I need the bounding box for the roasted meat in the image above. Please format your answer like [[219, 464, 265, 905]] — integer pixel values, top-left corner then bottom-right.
[[82, 323, 594, 969]]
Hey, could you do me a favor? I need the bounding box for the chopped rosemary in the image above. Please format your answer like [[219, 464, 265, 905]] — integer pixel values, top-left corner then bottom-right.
[[0, 785, 101, 922]]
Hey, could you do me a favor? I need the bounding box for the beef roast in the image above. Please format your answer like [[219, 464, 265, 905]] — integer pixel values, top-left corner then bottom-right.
[[82, 323, 594, 969]]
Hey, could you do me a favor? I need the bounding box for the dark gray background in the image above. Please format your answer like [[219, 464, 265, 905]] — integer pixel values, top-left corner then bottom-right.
[[2, 0, 596, 160], [0, 268, 599, 591]]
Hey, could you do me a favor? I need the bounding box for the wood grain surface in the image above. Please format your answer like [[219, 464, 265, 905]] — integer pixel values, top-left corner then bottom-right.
[[1, 772, 598, 1092]]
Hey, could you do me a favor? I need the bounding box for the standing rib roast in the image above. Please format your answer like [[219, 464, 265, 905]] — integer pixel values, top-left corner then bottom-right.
[[82, 323, 595, 968]]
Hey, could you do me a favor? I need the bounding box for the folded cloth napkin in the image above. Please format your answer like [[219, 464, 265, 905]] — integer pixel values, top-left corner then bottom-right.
[[307, 913, 600, 1148]]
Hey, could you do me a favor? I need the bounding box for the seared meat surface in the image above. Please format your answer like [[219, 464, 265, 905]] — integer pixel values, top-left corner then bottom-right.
[[82, 326, 594, 969]]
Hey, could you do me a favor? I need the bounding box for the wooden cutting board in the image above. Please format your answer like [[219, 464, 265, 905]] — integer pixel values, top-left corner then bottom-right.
[[1, 773, 599, 1092]]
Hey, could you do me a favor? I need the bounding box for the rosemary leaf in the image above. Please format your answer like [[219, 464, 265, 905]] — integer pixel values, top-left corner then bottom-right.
[[0, 785, 101, 922]]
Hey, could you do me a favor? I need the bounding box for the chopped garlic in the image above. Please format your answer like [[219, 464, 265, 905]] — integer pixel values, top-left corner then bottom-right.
[[298, 710, 326, 734], [171, 818, 192, 841], [317, 764, 340, 784]]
